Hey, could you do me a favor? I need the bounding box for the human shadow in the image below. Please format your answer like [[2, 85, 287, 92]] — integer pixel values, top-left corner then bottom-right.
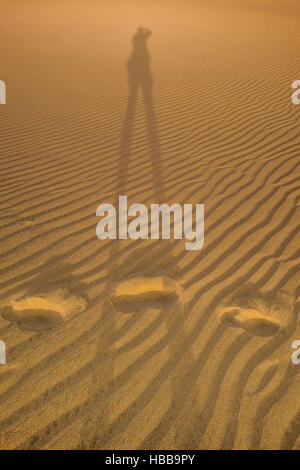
[[118, 27, 165, 200]]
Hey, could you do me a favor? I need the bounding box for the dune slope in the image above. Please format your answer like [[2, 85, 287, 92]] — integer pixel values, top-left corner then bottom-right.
[[0, 0, 300, 449]]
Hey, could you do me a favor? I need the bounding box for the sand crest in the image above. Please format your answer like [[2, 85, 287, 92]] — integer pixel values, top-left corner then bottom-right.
[[0, 0, 299, 450]]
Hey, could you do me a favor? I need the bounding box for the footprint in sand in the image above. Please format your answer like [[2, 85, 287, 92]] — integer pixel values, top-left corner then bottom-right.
[[220, 306, 280, 337], [219, 290, 294, 337], [111, 276, 180, 312], [1, 288, 88, 332]]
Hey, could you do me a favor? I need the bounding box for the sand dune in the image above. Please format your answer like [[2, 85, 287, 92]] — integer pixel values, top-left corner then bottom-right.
[[0, 0, 300, 450]]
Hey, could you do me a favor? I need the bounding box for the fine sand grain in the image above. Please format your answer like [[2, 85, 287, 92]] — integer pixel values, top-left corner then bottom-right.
[[0, 0, 300, 450]]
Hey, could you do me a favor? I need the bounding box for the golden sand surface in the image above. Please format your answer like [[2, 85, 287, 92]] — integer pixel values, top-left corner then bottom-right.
[[0, 0, 300, 449]]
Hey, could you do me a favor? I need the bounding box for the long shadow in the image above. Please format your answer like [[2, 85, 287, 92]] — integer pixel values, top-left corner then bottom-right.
[[80, 27, 166, 449], [80, 28, 193, 450], [118, 27, 165, 201]]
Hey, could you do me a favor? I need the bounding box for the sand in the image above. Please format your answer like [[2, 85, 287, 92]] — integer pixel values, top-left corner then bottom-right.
[[0, 0, 300, 450]]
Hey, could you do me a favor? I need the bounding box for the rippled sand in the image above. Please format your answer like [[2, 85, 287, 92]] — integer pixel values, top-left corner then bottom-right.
[[0, 0, 300, 449]]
